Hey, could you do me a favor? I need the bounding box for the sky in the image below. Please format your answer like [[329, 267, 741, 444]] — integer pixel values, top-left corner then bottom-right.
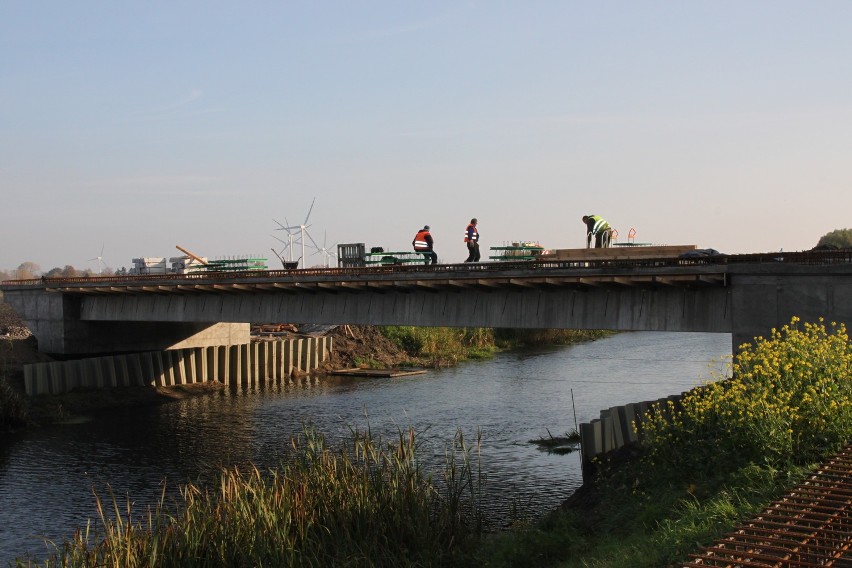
[[2, 1, 852, 272]]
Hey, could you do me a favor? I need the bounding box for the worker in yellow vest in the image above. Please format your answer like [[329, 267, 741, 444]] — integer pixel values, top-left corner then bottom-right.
[[582, 215, 612, 248]]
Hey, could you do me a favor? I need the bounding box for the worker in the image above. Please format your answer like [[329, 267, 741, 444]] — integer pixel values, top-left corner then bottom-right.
[[412, 225, 438, 265], [464, 218, 480, 262], [582, 214, 612, 248]]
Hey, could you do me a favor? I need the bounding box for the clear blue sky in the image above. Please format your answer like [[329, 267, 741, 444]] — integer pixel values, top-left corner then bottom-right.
[[3, 1, 851, 272]]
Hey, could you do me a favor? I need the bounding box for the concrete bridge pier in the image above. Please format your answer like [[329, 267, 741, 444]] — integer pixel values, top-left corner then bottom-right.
[[2, 288, 249, 356], [728, 267, 852, 352]]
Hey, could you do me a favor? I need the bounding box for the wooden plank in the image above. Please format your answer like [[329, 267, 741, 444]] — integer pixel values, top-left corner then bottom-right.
[[330, 368, 427, 378], [540, 245, 697, 261]]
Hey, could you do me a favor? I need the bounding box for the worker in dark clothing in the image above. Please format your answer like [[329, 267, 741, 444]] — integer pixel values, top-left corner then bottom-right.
[[464, 218, 480, 262], [582, 215, 612, 248], [413, 225, 438, 265]]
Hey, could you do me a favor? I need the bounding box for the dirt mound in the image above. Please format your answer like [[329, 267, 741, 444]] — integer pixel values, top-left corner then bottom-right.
[[0, 299, 30, 339], [323, 325, 417, 369]]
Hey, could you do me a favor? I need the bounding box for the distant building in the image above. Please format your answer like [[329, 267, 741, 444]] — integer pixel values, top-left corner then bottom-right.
[[129, 255, 266, 275], [129, 257, 168, 275]]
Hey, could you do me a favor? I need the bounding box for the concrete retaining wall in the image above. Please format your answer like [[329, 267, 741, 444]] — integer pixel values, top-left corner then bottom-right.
[[23, 337, 333, 395]]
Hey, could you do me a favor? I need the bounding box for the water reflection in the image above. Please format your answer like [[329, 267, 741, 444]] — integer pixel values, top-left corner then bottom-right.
[[0, 332, 731, 564]]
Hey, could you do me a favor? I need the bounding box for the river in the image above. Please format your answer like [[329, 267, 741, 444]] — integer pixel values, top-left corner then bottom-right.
[[0, 331, 731, 565]]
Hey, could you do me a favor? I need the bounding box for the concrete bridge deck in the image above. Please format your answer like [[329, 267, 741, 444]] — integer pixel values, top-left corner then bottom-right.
[[3, 250, 852, 355]]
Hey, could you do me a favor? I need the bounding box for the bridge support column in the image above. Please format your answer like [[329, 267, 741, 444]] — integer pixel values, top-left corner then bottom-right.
[[728, 268, 852, 353]]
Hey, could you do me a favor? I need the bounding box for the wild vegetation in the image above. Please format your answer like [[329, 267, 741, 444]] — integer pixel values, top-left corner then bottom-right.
[[9, 318, 851, 566], [380, 326, 610, 367], [0, 337, 29, 430], [477, 317, 852, 567], [15, 427, 485, 568], [817, 228, 852, 249], [0, 373, 28, 430]]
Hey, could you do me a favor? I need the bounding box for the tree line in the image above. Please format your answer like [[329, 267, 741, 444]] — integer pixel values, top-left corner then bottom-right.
[[0, 262, 127, 281]]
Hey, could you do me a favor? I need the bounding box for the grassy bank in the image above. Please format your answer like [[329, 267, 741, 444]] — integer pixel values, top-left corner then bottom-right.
[[476, 317, 852, 567], [12, 319, 850, 566], [15, 427, 486, 567], [380, 326, 611, 367]]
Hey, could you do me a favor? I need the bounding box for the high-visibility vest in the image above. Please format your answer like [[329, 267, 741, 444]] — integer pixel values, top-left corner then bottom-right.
[[464, 224, 479, 243], [589, 215, 609, 235], [413, 230, 432, 251]]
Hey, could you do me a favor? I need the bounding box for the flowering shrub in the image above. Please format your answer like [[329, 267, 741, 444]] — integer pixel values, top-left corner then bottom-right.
[[641, 317, 852, 473]]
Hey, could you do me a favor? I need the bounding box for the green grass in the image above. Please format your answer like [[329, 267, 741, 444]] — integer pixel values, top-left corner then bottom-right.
[[15, 318, 850, 566], [475, 317, 852, 567], [381, 326, 499, 367], [380, 327, 610, 367], [15, 427, 486, 568]]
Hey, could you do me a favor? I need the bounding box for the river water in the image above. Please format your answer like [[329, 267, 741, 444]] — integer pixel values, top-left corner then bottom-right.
[[0, 331, 731, 565]]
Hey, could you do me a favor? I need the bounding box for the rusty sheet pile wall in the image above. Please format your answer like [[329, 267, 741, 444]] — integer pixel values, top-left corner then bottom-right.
[[23, 337, 333, 396]]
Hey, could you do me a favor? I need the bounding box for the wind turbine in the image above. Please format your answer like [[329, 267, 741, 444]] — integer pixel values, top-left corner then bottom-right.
[[89, 244, 107, 274], [310, 231, 337, 268], [279, 197, 319, 269], [272, 218, 299, 262]]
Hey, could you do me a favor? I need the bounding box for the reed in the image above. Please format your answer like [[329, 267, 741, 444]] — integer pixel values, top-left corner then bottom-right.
[[381, 326, 499, 366], [0, 372, 28, 430], [16, 426, 484, 567], [381, 327, 610, 367]]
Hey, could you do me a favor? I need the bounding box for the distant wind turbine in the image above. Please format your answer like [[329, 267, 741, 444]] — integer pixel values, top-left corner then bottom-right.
[[89, 244, 107, 274], [278, 197, 319, 268]]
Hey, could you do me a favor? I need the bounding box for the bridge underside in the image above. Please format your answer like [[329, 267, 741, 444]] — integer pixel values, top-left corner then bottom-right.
[[6, 257, 852, 356], [79, 286, 732, 334]]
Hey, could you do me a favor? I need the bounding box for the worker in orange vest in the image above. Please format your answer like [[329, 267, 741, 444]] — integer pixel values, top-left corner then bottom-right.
[[412, 225, 438, 265], [464, 218, 480, 262]]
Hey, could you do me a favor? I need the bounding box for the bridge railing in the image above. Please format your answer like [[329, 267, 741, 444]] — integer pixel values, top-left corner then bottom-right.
[[3, 250, 852, 288]]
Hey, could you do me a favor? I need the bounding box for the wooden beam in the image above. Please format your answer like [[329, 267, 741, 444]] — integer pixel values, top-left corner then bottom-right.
[[541, 245, 698, 262]]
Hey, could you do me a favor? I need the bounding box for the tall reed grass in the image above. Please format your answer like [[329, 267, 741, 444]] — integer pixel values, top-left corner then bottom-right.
[[381, 326, 498, 366], [493, 328, 610, 347], [0, 373, 28, 430], [381, 326, 609, 367], [17, 427, 484, 568]]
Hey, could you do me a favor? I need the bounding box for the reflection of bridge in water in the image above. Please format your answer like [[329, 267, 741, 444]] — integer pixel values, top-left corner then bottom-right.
[[3, 250, 852, 356]]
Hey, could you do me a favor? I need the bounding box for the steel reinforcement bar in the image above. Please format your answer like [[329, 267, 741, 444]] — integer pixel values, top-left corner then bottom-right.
[[679, 444, 852, 567]]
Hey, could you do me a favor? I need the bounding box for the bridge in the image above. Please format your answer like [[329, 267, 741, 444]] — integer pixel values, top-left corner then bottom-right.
[[3, 250, 852, 356]]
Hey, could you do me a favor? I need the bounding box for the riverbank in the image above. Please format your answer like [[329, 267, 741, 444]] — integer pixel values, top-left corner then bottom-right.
[[1, 329, 762, 567], [0, 319, 609, 431], [475, 317, 852, 567], [0, 315, 415, 423]]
